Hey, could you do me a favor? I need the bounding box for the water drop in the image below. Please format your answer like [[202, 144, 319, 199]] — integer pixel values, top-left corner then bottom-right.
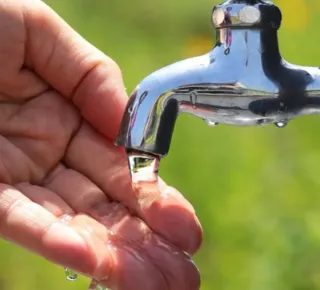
[[127, 152, 159, 183], [60, 214, 72, 224], [205, 119, 219, 126], [275, 120, 288, 128], [65, 268, 77, 282]]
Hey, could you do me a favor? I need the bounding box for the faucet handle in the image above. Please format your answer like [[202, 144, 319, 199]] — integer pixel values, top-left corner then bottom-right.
[[212, 0, 282, 30]]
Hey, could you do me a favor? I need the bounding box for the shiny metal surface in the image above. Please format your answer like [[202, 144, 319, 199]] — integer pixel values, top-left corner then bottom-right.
[[212, 0, 281, 29], [115, 0, 320, 158]]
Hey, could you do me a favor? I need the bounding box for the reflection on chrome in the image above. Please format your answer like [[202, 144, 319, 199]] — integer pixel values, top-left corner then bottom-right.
[[116, 0, 320, 158]]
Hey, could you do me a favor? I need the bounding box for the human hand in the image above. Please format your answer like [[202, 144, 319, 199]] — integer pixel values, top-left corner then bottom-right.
[[0, 1, 203, 289]]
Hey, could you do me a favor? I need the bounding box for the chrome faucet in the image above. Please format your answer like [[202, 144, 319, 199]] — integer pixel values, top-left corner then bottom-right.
[[115, 0, 320, 159]]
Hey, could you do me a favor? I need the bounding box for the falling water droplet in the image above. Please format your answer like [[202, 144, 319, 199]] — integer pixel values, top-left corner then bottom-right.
[[275, 120, 288, 128], [205, 119, 219, 126], [127, 152, 159, 183], [65, 268, 78, 282]]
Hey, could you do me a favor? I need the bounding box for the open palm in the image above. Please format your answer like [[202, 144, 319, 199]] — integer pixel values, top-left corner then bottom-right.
[[0, 1, 202, 290]]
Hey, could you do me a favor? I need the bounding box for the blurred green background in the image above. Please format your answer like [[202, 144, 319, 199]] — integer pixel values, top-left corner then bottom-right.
[[2, 0, 320, 289]]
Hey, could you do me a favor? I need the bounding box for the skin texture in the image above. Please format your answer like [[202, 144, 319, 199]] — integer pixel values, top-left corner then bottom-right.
[[0, 1, 203, 289]]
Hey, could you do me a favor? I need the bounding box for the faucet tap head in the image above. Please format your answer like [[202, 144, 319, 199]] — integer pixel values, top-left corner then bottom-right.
[[212, 0, 282, 30], [115, 0, 320, 159]]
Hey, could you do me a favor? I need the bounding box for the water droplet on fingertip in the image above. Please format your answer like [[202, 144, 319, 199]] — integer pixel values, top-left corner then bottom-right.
[[60, 214, 73, 224]]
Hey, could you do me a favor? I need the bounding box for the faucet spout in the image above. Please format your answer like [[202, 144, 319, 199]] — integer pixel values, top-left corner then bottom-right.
[[115, 0, 320, 158]]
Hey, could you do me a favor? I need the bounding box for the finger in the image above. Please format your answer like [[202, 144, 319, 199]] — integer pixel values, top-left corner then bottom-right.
[[0, 183, 110, 279], [15, 182, 74, 217], [93, 202, 200, 290], [22, 0, 127, 139], [65, 123, 203, 255], [43, 163, 110, 214], [0, 1, 48, 99]]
